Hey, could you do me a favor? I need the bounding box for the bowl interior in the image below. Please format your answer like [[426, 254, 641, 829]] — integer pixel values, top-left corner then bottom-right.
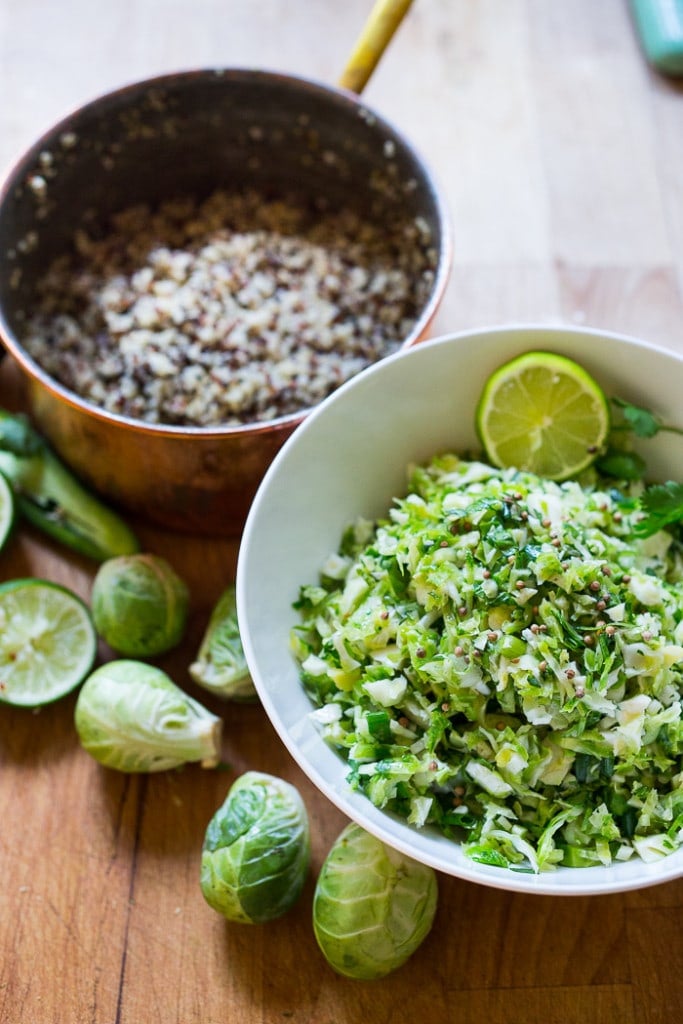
[[237, 324, 683, 895]]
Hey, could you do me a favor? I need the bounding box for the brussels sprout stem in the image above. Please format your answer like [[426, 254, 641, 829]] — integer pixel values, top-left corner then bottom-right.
[[198, 718, 223, 769]]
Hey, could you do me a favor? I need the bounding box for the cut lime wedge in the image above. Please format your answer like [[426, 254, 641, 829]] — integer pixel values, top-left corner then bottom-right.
[[476, 351, 610, 479], [0, 579, 97, 707], [0, 471, 16, 552]]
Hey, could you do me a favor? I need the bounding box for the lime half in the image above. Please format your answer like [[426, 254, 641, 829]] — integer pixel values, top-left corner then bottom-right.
[[0, 471, 16, 552], [0, 579, 97, 707], [476, 351, 610, 479]]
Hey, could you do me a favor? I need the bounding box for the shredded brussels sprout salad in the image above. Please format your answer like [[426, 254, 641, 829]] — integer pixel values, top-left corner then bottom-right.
[[291, 456, 683, 873]]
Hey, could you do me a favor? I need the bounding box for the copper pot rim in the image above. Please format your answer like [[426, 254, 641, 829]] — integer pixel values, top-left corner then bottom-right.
[[0, 66, 453, 442]]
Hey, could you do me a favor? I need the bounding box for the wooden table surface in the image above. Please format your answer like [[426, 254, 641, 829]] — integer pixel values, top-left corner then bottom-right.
[[1, 2, 683, 1022]]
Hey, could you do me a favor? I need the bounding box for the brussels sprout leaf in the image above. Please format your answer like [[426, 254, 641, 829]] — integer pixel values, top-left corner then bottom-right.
[[204, 787, 265, 851]]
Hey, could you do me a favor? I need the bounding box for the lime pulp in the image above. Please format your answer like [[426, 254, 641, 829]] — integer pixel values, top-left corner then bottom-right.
[[475, 350, 611, 479], [0, 578, 97, 707]]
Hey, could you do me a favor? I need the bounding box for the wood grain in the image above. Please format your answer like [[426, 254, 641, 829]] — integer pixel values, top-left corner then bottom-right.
[[1, 2, 683, 1022]]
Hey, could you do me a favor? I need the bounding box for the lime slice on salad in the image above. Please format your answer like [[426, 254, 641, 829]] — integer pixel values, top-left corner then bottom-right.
[[476, 350, 610, 479], [0, 578, 97, 707], [0, 471, 16, 552]]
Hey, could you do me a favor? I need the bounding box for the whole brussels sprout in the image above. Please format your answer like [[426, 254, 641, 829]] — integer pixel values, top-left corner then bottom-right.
[[200, 771, 310, 924], [313, 822, 437, 979], [91, 553, 189, 657], [75, 660, 222, 772], [189, 585, 256, 701]]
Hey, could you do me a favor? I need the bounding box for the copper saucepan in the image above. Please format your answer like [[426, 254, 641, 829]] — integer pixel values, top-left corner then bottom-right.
[[0, 4, 452, 535]]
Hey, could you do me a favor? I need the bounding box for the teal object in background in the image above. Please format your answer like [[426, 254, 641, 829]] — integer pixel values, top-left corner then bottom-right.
[[630, 0, 683, 75]]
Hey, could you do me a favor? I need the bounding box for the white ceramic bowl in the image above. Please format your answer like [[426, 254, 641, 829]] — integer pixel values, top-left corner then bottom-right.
[[237, 324, 683, 896]]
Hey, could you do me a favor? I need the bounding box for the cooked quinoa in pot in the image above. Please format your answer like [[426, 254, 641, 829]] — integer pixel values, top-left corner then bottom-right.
[[22, 189, 437, 427]]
